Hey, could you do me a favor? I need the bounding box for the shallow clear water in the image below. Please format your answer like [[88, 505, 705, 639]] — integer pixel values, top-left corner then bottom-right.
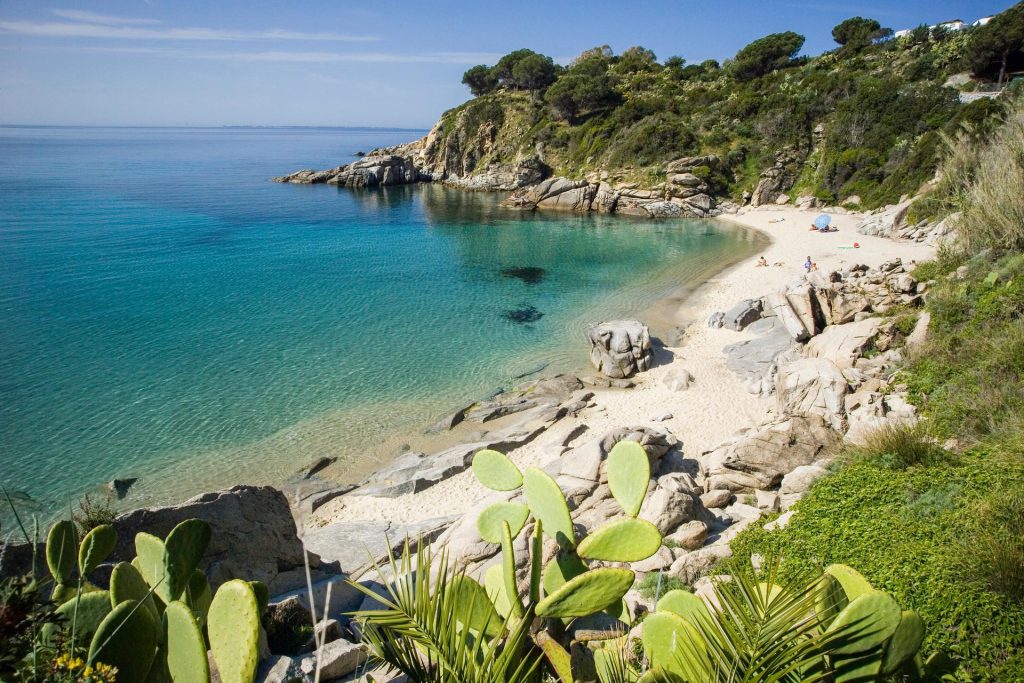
[[0, 126, 763, 515]]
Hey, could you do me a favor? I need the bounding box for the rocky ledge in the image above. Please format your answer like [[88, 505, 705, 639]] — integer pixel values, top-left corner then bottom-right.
[[274, 139, 732, 219]]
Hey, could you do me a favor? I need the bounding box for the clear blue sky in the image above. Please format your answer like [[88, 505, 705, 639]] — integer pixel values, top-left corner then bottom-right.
[[0, 0, 1012, 127]]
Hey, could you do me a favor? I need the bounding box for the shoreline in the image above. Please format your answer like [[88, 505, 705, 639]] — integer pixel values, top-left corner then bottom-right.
[[308, 205, 935, 529]]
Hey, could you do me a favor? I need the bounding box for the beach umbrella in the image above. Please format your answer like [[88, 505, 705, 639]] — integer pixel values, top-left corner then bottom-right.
[[814, 214, 832, 229]]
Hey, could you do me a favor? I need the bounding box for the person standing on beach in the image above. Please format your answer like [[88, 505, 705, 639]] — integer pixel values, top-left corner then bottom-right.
[[804, 256, 812, 273]]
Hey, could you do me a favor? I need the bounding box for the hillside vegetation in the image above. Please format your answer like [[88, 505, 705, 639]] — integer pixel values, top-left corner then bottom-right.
[[722, 92, 1024, 681], [439, 4, 1024, 208]]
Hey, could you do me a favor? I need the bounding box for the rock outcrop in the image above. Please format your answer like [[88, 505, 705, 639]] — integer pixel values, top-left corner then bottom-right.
[[702, 415, 839, 491], [274, 154, 420, 188], [586, 320, 653, 379], [750, 150, 801, 207], [110, 486, 313, 594]]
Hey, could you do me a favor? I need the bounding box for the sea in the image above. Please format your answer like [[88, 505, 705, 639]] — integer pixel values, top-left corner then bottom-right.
[[0, 126, 765, 519]]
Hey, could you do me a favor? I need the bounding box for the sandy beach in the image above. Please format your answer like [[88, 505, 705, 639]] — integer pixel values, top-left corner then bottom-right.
[[311, 206, 935, 527]]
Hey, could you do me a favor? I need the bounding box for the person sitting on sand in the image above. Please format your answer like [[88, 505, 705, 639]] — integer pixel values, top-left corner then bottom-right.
[[811, 262, 819, 272], [804, 256, 812, 273], [756, 256, 768, 267]]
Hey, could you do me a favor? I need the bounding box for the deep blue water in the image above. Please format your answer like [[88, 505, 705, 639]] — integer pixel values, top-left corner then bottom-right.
[[0, 126, 763, 514]]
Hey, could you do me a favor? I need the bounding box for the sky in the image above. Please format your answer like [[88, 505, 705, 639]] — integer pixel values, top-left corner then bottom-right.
[[0, 0, 1013, 128]]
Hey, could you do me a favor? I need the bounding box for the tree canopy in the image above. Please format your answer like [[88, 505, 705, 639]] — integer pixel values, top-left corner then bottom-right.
[[966, 2, 1024, 85], [832, 17, 892, 51], [544, 56, 618, 122], [731, 32, 806, 81], [461, 49, 559, 96]]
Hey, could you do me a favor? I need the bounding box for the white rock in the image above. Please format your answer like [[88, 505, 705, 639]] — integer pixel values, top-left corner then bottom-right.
[[780, 465, 828, 494]]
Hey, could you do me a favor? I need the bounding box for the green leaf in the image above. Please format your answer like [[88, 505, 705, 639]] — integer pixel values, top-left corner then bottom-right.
[[451, 575, 502, 638], [46, 520, 77, 583]]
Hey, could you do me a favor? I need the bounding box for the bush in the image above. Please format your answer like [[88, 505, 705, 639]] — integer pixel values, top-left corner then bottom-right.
[[637, 571, 685, 600], [968, 487, 1024, 602]]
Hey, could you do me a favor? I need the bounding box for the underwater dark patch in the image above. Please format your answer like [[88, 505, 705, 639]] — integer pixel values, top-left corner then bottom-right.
[[501, 266, 547, 285], [502, 305, 544, 324]]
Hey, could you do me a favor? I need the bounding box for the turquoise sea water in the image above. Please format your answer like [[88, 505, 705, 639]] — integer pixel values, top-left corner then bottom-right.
[[0, 126, 764, 515]]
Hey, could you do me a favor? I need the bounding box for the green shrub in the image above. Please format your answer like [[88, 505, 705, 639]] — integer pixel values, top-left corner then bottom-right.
[[637, 571, 685, 600], [846, 423, 951, 470], [967, 487, 1024, 602]]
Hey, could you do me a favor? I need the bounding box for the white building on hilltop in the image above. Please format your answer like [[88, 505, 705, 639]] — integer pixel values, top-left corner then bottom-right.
[[894, 15, 992, 38]]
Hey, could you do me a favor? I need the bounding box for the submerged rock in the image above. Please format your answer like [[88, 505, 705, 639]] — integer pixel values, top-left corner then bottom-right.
[[502, 305, 543, 324], [501, 266, 546, 284]]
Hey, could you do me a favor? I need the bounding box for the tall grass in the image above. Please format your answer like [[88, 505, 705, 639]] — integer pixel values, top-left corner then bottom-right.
[[941, 97, 1024, 255]]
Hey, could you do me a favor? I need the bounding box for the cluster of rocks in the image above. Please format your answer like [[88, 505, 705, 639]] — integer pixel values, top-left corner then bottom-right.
[[273, 153, 421, 188], [706, 258, 927, 493], [585, 319, 653, 379], [500, 155, 725, 219], [749, 149, 802, 207], [855, 198, 958, 245]]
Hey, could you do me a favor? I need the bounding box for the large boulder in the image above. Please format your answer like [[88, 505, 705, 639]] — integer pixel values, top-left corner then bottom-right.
[[805, 318, 882, 370], [855, 199, 914, 237], [775, 358, 849, 432], [722, 317, 800, 394], [586, 320, 653, 379], [722, 299, 764, 331], [110, 486, 308, 593], [702, 415, 840, 491], [328, 155, 420, 188]]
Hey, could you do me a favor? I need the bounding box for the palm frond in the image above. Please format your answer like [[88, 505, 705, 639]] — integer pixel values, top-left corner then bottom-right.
[[348, 538, 540, 683]]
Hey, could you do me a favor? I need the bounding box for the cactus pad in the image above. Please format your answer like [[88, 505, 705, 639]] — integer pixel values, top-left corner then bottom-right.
[[472, 449, 523, 491], [523, 467, 575, 548], [542, 552, 589, 597], [577, 518, 661, 562], [164, 600, 210, 683], [657, 589, 710, 625], [89, 599, 160, 682], [208, 580, 261, 683], [185, 569, 212, 623], [825, 563, 873, 601], [163, 519, 211, 601], [248, 580, 269, 615], [110, 561, 161, 622], [135, 532, 168, 600], [536, 631, 573, 683], [882, 610, 925, 675], [78, 524, 117, 577], [500, 520, 525, 618], [642, 611, 706, 679], [607, 440, 650, 517], [46, 520, 77, 583], [827, 590, 901, 656], [56, 591, 112, 642], [484, 564, 512, 618], [451, 575, 502, 638], [535, 567, 634, 618], [476, 502, 530, 544]]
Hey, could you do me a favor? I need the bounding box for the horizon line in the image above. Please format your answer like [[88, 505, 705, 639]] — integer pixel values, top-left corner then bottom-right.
[[0, 124, 432, 131]]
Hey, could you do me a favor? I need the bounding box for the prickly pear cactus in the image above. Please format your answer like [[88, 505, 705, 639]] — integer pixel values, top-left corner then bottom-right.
[[477, 501, 530, 543], [184, 568, 213, 623], [208, 579, 261, 683], [576, 518, 661, 563], [451, 575, 503, 638], [163, 519, 212, 601], [135, 532, 168, 601], [55, 591, 112, 642], [523, 467, 575, 548], [826, 590, 902, 655], [542, 553, 589, 596], [472, 449, 524, 491], [46, 520, 78, 586], [656, 590, 710, 625], [535, 568, 634, 618], [164, 600, 210, 682], [89, 598, 161, 683], [881, 610, 925, 675], [110, 561, 161, 622], [606, 440, 650, 517], [78, 524, 117, 577], [642, 611, 706, 679]]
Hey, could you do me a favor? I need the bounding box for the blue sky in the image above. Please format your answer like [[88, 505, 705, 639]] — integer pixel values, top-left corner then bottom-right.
[[0, 1, 1011, 127]]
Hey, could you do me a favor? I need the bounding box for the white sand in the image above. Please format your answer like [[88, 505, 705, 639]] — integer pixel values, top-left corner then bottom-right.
[[312, 207, 934, 527]]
